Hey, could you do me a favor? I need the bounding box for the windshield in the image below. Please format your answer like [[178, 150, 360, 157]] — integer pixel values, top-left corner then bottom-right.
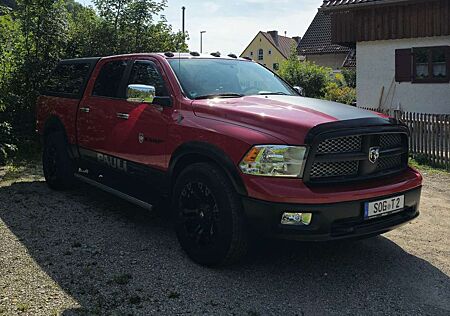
[[168, 58, 296, 99]]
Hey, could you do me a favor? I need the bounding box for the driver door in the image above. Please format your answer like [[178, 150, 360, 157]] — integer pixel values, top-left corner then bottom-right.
[[109, 59, 172, 170]]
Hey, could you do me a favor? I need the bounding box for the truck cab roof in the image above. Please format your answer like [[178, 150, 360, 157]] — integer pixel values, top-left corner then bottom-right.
[[59, 52, 250, 64]]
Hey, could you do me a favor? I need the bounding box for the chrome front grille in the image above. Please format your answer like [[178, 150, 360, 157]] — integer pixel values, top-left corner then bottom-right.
[[307, 132, 408, 182]]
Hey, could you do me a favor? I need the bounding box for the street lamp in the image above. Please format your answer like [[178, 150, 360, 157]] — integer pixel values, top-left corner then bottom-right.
[[181, 7, 185, 34], [200, 31, 206, 53]]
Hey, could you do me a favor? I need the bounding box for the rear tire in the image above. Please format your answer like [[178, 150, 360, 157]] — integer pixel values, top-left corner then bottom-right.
[[173, 162, 248, 266], [42, 131, 75, 190]]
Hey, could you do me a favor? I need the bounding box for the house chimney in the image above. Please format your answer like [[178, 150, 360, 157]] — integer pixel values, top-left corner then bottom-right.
[[292, 36, 302, 45], [267, 30, 279, 46]]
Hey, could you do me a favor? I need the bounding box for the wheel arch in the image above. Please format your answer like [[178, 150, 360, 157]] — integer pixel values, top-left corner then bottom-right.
[[168, 142, 247, 196], [42, 115, 78, 160], [43, 115, 67, 141]]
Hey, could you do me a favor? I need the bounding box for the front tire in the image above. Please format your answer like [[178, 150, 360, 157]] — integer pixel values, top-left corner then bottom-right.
[[42, 131, 75, 190], [173, 163, 248, 266]]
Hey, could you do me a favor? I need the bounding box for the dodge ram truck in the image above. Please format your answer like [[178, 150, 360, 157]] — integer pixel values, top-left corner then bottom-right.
[[36, 53, 422, 266]]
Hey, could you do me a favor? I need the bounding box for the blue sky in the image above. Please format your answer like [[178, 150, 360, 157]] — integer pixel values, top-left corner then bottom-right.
[[79, 0, 320, 54]]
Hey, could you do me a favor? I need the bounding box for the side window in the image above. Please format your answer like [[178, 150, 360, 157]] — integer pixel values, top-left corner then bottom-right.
[[413, 46, 449, 82], [395, 46, 450, 83], [93, 60, 128, 98], [128, 61, 169, 97], [46, 62, 91, 97]]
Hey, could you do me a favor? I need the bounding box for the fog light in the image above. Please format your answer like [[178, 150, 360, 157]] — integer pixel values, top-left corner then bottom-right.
[[281, 212, 312, 225]]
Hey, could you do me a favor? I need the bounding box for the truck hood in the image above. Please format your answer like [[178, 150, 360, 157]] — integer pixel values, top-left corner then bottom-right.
[[192, 95, 385, 144]]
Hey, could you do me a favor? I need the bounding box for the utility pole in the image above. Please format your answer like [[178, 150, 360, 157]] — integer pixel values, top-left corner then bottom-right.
[[182, 6, 185, 35], [200, 31, 206, 53]]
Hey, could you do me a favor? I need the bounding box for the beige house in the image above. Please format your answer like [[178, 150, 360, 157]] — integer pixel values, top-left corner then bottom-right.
[[240, 31, 300, 72]]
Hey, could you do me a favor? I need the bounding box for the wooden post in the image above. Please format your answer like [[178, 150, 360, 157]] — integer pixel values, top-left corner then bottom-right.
[[432, 114, 436, 166], [425, 114, 433, 162], [443, 115, 447, 169]]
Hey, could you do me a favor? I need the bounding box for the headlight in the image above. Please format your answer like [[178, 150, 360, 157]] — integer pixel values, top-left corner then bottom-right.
[[239, 145, 307, 178]]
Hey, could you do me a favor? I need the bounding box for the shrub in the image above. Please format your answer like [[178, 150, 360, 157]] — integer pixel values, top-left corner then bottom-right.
[[279, 47, 332, 99], [0, 120, 17, 165], [342, 68, 356, 88], [324, 82, 356, 105]]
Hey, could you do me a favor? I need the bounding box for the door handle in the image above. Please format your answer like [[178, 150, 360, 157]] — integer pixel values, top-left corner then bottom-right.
[[80, 107, 90, 113], [116, 113, 130, 120]]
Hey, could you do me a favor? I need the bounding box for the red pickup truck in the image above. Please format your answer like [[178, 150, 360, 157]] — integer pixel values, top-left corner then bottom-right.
[[36, 53, 422, 266]]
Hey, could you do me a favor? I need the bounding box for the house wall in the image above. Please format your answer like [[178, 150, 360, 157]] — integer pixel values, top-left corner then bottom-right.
[[240, 33, 287, 72], [357, 36, 450, 114], [305, 53, 347, 70]]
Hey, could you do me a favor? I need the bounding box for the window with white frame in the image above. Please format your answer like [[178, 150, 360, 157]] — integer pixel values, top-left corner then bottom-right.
[[258, 49, 264, 61]]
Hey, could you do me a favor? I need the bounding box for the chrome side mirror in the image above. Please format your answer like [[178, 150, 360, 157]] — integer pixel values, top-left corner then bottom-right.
[[293, 86, 304, 96], [127, 84, 155, 104]]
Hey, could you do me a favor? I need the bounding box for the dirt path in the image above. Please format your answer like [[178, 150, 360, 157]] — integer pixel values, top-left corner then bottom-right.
[[0, 164, 449, 315]]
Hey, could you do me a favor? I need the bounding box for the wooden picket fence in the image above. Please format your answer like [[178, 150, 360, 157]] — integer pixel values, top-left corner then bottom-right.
[[360, 107, 450, 170]]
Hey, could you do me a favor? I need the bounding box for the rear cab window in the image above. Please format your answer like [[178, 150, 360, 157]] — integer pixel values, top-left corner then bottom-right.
[[45, 60, 98, 99]]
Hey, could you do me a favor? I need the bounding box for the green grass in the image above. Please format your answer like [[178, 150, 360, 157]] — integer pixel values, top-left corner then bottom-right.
[[0, 139, 42, 182], [2, 137, 42, 166], [409, 157, 449, 175], [16, 302, 30, 312], [0, 159, 42, 182]]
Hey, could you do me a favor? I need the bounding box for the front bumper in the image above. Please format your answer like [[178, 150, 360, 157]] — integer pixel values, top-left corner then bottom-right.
[[242, 186, 421, 241]]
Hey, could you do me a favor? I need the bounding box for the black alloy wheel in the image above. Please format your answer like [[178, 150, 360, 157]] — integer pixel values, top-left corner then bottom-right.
[[178, 181, 220, 247], [42, 131, 75, 190], [174, 162, 248, 266]]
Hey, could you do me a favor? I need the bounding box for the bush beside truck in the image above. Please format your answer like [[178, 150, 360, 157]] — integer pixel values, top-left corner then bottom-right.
[[279, 48, 356, 106]]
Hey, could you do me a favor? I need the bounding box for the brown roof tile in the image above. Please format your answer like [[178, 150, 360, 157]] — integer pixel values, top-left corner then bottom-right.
[[261, 31, 297, 59], [321, 0, 411, 10], [298, 11, 351, 55]]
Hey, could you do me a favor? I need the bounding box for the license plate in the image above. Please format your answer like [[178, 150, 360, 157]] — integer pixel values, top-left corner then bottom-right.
[[364, 195, 405, 219]]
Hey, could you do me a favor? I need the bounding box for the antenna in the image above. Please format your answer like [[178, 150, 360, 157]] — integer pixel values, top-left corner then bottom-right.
[[179, 7, 185, 88]]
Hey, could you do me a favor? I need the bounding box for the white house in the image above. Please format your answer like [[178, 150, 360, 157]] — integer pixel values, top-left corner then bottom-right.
[[321, 0, 450, 114]]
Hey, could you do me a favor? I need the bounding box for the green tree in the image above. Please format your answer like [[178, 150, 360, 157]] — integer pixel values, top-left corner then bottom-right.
[[93, 0, 187, 54], [279, 46, 332, 98], [342, 68, 356, 88], [125, 0, 166, 51], [0, 12, 22, 162], [11, 1, 69, 129], [0, 0, 188, 164], [65, 2, 101, 57]]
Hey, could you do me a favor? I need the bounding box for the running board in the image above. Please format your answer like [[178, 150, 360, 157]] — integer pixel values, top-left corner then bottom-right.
[[74, 174, 153, 211]]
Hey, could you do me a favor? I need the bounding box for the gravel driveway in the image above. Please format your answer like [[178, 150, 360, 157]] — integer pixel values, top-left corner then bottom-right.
[[0, 164, 449, 315]]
